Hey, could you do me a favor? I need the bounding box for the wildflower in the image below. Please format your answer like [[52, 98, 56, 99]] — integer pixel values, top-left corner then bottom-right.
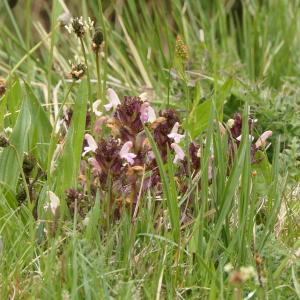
[[88, 157, 101, 174], [93, 116, 108, 134], [171, 143, 185, 164], [92, 30, 104, 53], [175, 35, 188, 62], [65, 17, 85, 38], [167, 122, 185, 143], [0, 134, 9, 148], [95, 138, 123, 176], [255, 130, 272, 148], [0, 77, 6, 97], [140, 102, 156, 123], [44, 191, 60, 215], [82, 134, 98, 156], [104, 88, 121, 111], [70, 62, 86, 80], [92, 99, 102, 116], [65, 17, 94, 38], [114, 96, 143, 134], [119, 141, 136, 165]]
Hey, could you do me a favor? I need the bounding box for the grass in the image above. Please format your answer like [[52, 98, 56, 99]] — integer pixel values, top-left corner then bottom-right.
[[0, 0, 300, 299]]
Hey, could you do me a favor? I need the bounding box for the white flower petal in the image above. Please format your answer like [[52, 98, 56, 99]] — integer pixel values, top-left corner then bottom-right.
[[44, 191, 60, 215], [92, 99, 102, 116], [106, 88, 121, 110]]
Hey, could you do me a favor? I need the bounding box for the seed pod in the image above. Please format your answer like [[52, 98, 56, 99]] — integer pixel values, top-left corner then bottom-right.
[[0, 134, 9, 148], [0, 78, 6, 97], [70, 63, 86, 80], [92, 30, 104, 53], [23, 154, 36, 177]]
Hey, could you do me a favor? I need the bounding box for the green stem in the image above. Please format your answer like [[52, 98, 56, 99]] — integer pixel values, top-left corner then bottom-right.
[[46, 82, 75, 178], [80, 38, 91, 105], [95, 52, 102, 102], [98, 0, 108, 95]]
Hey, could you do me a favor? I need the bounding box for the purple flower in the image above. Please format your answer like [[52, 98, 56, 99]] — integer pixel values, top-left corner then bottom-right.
[[119, 141, 137, 165], [104, 88, 121, 111], [171, 143, 185, 164], [167, 122, 185, 143], [82, 134, 98, 156]]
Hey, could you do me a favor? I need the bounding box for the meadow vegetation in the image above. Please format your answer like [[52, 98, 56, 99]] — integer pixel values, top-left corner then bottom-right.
[[0, 0, 299, 299]]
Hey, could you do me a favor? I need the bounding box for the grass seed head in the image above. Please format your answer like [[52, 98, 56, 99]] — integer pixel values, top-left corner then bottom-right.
[[0, 134, 9, 148]]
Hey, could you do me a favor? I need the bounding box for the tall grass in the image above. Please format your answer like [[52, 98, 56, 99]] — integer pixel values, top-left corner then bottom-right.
[[0, 0, 299, 299]]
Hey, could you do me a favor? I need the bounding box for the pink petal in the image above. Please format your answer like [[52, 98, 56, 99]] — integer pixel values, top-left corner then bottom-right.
[[168, 122, 185, 143], [106, 88, 121, 111], [124, 153, 137, 165], [88, 157, 101, 173], [120, 141, 133, 157], [93, 116, 108, 134], [171, 143, 185, 164], [119, 141, 136, 164], [147, 106, 156, 122], [82, 134, 97, 156], [85, 134, 98, 150], [255, 130, 272, 148], [140, 102, 156, 123]]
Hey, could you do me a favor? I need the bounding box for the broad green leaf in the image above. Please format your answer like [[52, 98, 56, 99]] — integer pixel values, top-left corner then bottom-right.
[[24, 82, 52, 169], [186, 79, 233, 139], [0, 95, 30, 191], [252, 150, 272, 195], [52, 81, 88, 194], [4, 79, 22, 128]]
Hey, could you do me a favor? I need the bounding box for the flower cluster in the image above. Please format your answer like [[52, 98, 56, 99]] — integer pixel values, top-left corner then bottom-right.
[[227, 112, 272, 163], [61, 89, 272, 219], [65, 17, 94, 38]]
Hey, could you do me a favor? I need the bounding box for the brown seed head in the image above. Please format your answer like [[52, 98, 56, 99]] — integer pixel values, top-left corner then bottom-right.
[[175, 35, 188, 62]]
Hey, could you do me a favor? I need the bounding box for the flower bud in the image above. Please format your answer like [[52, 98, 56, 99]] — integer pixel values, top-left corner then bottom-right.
[[92, 30, 104, 53], [0, 78, 6, 97], [0, 134, 9, 148]]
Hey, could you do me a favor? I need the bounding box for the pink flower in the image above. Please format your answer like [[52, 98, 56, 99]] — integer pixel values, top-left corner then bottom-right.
[[119, 141, 136, 165], [167, 122, 185, 143], [140, 102, 156, 123], [93, 116, 108, 135], [171, 143, 185, 164], [88, 157, 101, 174], [255, 130, 272, 148], [82, 134, 98, 156], [104, 88, 121, 111]]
